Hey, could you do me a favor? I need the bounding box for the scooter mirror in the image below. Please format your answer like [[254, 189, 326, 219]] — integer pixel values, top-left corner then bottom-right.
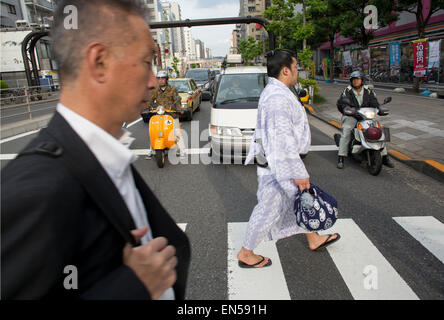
[[298, 89, 307, 98], [383, 97, 392, 104]]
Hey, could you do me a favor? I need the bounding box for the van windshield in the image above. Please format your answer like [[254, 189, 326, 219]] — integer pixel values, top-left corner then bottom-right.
[[215, 73, 268, 105], [185, 70, 209, 81]]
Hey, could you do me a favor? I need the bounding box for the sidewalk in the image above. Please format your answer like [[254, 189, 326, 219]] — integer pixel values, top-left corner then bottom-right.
[[315, 76, 444, 96], [308, 81, 444, 183]]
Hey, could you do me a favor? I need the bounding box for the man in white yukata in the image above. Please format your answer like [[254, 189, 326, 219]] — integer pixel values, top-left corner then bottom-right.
[[238, 49, 341, 268]]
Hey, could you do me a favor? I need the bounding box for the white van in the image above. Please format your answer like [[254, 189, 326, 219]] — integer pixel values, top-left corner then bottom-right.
[[209, 66, 268, 162]]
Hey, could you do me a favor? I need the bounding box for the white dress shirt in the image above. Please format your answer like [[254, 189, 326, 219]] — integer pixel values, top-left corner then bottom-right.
[[56, 103, 175, 300]]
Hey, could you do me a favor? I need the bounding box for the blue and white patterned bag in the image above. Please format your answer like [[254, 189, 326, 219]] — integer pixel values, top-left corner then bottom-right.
[[294, 184, 338, 232]]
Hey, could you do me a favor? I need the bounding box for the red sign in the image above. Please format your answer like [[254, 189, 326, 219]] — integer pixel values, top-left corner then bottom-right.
[[164, 48, 169, 54], [256, 24, 263, 29], [413, 39, 427, 77]]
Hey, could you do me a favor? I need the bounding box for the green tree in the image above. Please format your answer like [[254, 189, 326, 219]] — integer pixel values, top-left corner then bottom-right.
[[238, 36, 264, 64], [263, 0, 297, 49], [339, 0, 398, 49], [396, 0, 444, 39], [307, 0, 345, 81], [172, 56, 180, 75]]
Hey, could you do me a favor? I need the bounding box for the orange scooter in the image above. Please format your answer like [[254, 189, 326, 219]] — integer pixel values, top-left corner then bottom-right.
[[149, 106, 179, 168]]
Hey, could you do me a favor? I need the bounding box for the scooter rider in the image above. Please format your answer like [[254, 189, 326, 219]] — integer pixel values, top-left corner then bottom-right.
[[147, 70, 185, 158], [336, 71, 394, 169]]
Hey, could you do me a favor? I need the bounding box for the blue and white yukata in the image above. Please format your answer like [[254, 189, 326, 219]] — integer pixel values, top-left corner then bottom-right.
[[243, 77, 311, 250]]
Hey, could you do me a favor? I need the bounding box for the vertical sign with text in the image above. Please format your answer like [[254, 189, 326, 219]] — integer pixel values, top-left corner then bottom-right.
[[389, 42, 401, 76], [413, 39, 427, 77]]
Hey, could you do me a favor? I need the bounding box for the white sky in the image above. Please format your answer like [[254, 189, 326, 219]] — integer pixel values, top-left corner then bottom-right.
[[171, 0, 240, 57]]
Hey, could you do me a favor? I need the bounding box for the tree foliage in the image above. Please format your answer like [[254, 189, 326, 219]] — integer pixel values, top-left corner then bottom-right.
[[238, 36, 264, 63], [338, 0, 398, 49]]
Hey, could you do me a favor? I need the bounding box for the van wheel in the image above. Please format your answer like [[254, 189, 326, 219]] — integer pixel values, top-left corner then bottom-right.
[[155, 150, 165, 168]]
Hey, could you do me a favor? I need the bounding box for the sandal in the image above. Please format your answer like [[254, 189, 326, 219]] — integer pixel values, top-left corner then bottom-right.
[[310, 233, 341, 251], [238, 255, 272, 268]]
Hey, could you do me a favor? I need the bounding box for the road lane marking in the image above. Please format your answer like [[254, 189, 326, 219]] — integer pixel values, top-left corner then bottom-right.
[[393, 216, 444, 264], [227, 222, 291, 300], [0, 146, 339, 161], [0, 154, 17, 160], [0, 129, 41, 144], [126, 118, 143, 128], [318, 219, 419, 300], [177, 223, 187, 232]]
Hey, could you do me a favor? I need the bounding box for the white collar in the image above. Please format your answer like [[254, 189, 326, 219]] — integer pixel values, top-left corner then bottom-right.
[[56, 103, 136, 178]]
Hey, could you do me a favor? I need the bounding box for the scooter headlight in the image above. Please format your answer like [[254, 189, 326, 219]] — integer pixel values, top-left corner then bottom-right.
[[156, 106, 165, 115], [363, 111, 376, 119]]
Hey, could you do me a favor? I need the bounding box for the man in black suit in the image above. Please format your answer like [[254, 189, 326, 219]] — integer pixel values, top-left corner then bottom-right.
[[1, 0, 190, 299]]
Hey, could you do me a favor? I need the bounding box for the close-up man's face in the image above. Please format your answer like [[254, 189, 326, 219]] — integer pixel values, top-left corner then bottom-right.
[[352, 78, 363, 88], [158, 77, 167, 87], [289, 57, 299, 85], [107, 14, 157, 123]]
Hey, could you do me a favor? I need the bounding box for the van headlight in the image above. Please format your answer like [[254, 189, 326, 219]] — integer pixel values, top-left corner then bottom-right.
[[156, 106, 165, 115], [210, 125, 242, 137]]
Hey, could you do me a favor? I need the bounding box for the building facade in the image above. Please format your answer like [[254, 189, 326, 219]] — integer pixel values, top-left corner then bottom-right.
[[315, 2, 444, 85]]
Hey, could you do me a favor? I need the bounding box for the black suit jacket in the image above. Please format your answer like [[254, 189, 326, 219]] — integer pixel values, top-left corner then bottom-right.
[[1, 113, 191, 300]]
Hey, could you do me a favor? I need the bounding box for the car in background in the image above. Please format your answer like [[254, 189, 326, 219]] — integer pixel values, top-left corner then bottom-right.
[[184, 68, 215, 101], [209, 66, 268, 162], [169, 78, 202, 121]]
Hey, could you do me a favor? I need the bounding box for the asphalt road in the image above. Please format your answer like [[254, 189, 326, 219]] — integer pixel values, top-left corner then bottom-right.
[[1, 100, 443, 300], [0, 99, 58, 126]]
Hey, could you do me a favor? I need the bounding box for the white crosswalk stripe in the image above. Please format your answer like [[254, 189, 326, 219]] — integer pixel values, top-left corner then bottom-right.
[[318, 219, 419, 300], [393, 216, 444, 264], [227, 222, 291, 300], [178, 218, 443, 300]]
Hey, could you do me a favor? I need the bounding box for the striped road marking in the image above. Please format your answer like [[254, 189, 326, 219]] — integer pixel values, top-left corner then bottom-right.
[[227, 222, 291, 300], [177, 223, 187, 232], [318, 219, 419, 300], [0, 146, 338, 161], [0, 129, 41, 144], [393, 216, 444, 264]]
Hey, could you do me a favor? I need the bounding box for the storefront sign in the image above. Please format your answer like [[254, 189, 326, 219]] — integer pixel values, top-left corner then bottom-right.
[[343, 51, 352, 66], [389, 42, 401, 76], [361, 49, 370, 75], [413, 39, 427, 77], [428, 40, 441, 69]]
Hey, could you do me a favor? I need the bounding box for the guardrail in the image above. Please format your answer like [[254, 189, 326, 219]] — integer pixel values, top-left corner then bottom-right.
[[0, 85, 60, 121]]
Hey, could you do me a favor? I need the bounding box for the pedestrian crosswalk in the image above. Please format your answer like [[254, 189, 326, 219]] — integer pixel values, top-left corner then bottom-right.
[[178, 216, 444, 300]]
